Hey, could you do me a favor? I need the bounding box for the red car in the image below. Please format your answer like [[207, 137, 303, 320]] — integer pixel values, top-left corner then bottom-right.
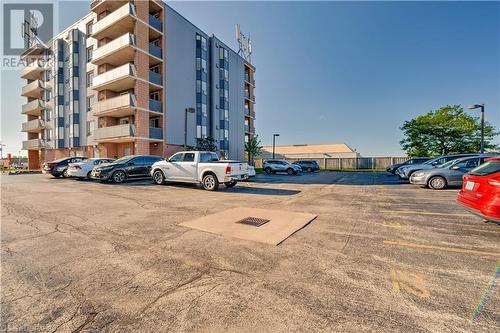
[[457, 157, 500, 222]]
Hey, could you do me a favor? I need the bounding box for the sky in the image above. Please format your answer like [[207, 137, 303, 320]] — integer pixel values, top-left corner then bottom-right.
[[1, 0, 499, 157]]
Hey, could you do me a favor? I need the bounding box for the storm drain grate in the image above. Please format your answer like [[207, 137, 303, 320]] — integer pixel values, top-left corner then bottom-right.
[[236, 217, 270, 227]]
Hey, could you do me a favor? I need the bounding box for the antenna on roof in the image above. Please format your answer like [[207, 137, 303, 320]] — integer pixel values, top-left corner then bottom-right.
[[236, 24, 252, 63]]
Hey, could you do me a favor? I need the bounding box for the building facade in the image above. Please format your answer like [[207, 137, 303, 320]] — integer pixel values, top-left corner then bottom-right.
[[20, 0, 256, 169]]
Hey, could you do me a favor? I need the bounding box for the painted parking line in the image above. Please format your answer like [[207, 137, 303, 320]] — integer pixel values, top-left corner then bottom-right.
[[379, 210, 472, 217], [384, 240, 500, 257], [470, 258, 500, 321]]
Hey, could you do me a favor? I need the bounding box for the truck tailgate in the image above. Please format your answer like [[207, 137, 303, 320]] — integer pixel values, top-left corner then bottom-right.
[[228, 162, 248, 176]]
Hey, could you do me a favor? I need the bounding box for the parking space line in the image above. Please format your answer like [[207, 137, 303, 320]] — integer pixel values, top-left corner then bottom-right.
[[380, 210, 472, 217], [382, 222, 401, 228], [384, 240, 500, 257], [470, 258, 500, 321]]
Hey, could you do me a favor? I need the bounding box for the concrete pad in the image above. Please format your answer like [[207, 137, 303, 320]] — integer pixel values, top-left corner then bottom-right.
[[180, 207, 317, 245]]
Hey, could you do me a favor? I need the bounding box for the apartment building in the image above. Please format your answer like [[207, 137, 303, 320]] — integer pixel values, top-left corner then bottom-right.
[[20, 0, 256, 169]]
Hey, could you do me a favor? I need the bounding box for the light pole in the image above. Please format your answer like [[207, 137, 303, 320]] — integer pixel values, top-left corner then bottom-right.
[[184, 107, 195, 149], [272, 134, 280, 159], [468, 104, 485, 153]]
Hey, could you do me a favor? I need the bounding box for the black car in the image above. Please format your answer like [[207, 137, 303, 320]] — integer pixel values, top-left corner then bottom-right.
[[42, 157, 86, 178], [293, 160, 320, 172], [386, 157, 430, 174], [90, 155, 162, 183]]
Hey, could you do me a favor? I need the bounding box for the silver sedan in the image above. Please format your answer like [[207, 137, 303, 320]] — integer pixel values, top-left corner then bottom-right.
[[409, 156, 490, 190]]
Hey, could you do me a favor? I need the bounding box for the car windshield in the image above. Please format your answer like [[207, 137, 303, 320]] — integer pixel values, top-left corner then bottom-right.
[[469, 161, 500, 176], [113, 156, 132, 164], [438, 160, 458, 168]]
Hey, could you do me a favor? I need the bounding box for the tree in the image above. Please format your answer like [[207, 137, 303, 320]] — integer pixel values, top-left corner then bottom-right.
[[245, 135, 263, 166], [400, 105, 498, 157], [196, 137, 217, 152]]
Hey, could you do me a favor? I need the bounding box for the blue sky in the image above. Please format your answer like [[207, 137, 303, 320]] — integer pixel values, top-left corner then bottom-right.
[[1, 1, 499, 156]]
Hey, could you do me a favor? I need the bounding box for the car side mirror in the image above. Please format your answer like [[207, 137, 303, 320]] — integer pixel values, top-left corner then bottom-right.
[[431, 161, 439, 166]]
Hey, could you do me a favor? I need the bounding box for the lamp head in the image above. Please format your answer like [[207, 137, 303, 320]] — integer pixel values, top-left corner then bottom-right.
[[468, 104, 484, 110], [185, 107, 195, 113]]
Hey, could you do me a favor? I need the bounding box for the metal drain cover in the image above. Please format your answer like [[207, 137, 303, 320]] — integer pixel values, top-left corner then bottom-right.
[[236, 217, 270, 227]]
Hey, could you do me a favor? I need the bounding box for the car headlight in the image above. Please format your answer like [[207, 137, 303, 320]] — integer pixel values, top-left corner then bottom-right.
[[414, 172, 425, 177], [98, 166, 113, 171]]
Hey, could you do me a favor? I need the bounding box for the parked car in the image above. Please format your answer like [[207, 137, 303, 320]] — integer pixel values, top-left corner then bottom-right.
[[91, 155, 162, 183], [42, 157, 86, 178], [151, 151, 248, 191], [293, 160, 320, 172], [396, 153, 480, 180], [263, 160, 302, 175], [457, 157, 500, 222], [386, 157, 430, 174], [247, 165, 256, 178], [409, 155, 491, 189], [67, 158, 115, 179]]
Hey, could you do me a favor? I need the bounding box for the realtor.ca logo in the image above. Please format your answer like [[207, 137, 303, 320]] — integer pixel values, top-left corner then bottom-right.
[[2, 2, 54, 68]]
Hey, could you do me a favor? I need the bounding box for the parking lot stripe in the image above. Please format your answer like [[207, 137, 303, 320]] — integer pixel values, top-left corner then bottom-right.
[[380, 210, 472, 217], [383, 240, 500, 257]]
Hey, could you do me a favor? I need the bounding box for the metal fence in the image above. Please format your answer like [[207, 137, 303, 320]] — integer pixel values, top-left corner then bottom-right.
[[255, 157, 411, 170]]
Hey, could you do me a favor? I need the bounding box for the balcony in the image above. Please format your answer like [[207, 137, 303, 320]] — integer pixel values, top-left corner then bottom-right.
[[22, 138, 45, 150], [244, 108, 250, 117], [93, 123, 136, 142], [91, 0, 128, 13], [92, 63, 137, 92], [94, 93, 136, 117], [22, 100, 45, 116], [92, 2, 136, 40], [149, 99, 162, 113], [21, 62, 47, 80], [149, 43, 162, 59], [21, 80, 45, 98], [149, 71, 162, 87], [149, 127, 163, 140], [22, 119, 45, 133], [245, 125, 255, 134], [149, 15, 163, 35], [92, 33, 137, 66]]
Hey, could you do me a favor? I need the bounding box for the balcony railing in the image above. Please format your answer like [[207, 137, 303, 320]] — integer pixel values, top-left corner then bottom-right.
[[149, 15, 162, 32], [92, 33, 136, 65], [22, 100, 45, 116], [91, 0, 128, 13], [21, 80, 44, 97], [94, 93, 136, 116], [149, 99, 162, 113], [92, 2, 136, 39], [149, 71, 162, 86], [22, 138, 45, 150], [21, 62, 47, 80], [92, 63, 136, 91], [22, 119, 45, 132], [93, 123, 136, 141], [149, 127, 163, 140], [149, 43, 162, 58]]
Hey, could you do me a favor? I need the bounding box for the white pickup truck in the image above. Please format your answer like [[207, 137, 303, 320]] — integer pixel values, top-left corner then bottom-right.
[[151, 151, 249, 191]]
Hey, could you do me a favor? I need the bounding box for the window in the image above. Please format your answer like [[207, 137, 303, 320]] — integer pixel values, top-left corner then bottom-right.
[[200, 152, 219, 162], [150, 91, 160, 101], [86, 46, 93, 62], [86, 71, 93, 87], [86, 96, 94, 112], [119, 118, 129, 124], [183, 153, 195, 162], [149, 118, 159, 128], [86, 22, 92, 35], [169, 153, 183, 162]]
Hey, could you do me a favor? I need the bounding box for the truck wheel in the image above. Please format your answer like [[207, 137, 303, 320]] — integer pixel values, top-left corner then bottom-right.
[[428, 176, 446, 190], [287, 168, 294, 175], [153, 169, 165, 185], [112, 170, 126, 183], [202, 173, 219, 191], [265, 167, 272, 174], [224, 180, 237, 188]]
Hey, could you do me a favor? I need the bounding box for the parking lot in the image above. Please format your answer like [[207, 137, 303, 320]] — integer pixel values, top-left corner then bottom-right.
[[1, 172, 499, 332]]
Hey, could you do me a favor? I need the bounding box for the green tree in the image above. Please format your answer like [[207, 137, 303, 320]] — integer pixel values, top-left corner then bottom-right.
[[245, 135, 263, 166], [400, 105, 498, 157], [196, 137, 217, 152]]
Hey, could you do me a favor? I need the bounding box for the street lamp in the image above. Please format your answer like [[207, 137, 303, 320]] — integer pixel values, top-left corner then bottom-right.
[[468, 104, 485, 153], [184, 107, 195, 149], [272, 134, 280, 159]]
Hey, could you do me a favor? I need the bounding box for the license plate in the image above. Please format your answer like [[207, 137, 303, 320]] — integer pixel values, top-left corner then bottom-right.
[[465, 181, 475, 190]]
